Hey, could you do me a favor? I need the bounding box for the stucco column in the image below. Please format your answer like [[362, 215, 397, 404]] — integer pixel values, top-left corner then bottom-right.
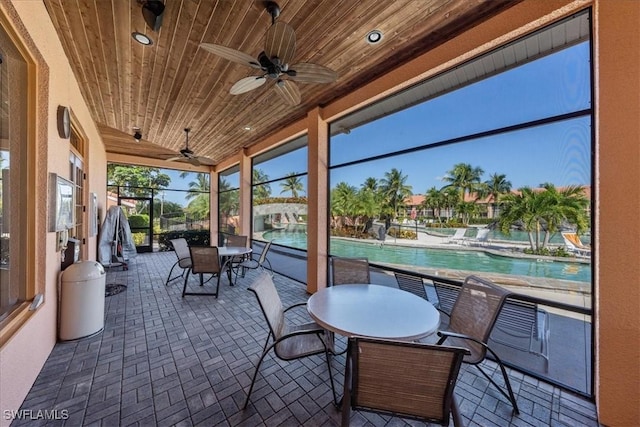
[[239, 149, 252, 236], [306, 107, 329, 293], [594, 1, 640, 425], [210, 168, 219, 245]]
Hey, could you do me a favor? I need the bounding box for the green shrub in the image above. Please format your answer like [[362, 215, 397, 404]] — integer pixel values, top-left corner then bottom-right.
[[158, 230, 210, 251], [132, 232, 146, 246], [128, 214, 149, 228]]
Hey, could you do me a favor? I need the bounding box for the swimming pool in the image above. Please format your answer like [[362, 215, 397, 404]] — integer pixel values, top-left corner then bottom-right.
[[262, 226, 591, 283]]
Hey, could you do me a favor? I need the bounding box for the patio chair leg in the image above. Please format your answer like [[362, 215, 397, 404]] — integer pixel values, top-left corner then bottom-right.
[[165, 261, 179, 286], [324, 349, 339, 407], [451, 395, 464, 427], [243, 342, 277, 409], [476, 363, 520, 415], [181, 269, 191, 298]]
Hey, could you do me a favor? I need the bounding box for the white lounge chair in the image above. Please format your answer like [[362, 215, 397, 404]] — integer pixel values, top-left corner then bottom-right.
[[561, 232, 591, 256], [468, 228, 490, 246], [447, 228, 467, 244]]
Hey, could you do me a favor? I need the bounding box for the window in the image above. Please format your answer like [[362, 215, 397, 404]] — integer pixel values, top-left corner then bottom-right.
[[107, 164, 210, 250], [251, 137, 308, 249], [0, 22, 31, 322], [69, 131, 85, 256], [218, 166, 239, 236], [328, 12, 593, 393]]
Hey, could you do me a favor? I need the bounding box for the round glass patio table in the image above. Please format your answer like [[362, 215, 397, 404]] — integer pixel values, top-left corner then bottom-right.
[[307, 284, 440, 341]]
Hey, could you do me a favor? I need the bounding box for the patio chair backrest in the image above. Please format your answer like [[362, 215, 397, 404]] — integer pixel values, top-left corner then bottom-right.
[[343, 337, 468, 426], [448, 275, 510, 364], [248, 272, 285, 340], [225, 234, 248, 248], [189, 246, 221, 274], [394, 272, 427, 300], [257, 240, 273, 264], [170, 238, 192, 268], [332, 257, 370, 285], [433, 280, 460, 316]]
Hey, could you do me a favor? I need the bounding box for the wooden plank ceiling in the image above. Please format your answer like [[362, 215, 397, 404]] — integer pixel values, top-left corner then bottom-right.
[[44, 0, 519, 167]]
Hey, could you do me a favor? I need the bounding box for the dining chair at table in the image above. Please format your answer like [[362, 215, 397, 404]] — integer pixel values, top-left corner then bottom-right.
[[243, 272, 338, 409], [223, 234, 248, 276], [341, 336, 469, 426], [165, 238, 192, 286], [236, 239, 273, 280], [394, 272, 428, 299], [436, 275, 520, 415], [182, 246, 225, 298], [331, 257, 370, 285]]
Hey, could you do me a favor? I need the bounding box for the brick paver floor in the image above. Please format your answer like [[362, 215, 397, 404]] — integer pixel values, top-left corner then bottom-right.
[[14, 252, 599, 426]]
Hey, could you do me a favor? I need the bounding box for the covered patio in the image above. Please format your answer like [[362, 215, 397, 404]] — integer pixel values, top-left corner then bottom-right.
[[15, 253, 598, 426]]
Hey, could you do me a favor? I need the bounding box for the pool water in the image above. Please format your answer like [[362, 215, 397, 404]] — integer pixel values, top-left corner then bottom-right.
[[262, 227, 591, 283]]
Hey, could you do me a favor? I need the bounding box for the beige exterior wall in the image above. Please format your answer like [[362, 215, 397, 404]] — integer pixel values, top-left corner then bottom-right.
[[0, 0, 638, 425], [0, 1, 106, 424], [594, 1, 640, 425]]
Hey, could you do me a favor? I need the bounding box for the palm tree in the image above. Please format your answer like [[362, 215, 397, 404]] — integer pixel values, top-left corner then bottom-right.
[[179, 172, 210, 220], [379, 168, 412, 220], [498, 184, 589, 252], [456, 201, 480, 226], [252, 169, 271, 201], [280, 173, 305, 198], [181, 173, 210, 200], [498, 187, 546, 251], [361, 177, 378, 192], [218, 178, 239, 230], [441, 187, 460, 222], [442, 162, 484, 203], [479, 173, 512, 218], [421, 187, 444, 224], [331, 182, 358, 231], [537, 183, 590, 246]]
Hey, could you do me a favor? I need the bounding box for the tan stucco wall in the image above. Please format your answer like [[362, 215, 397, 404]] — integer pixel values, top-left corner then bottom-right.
[[594, 1, 640, 425], [0, 1, 106, 424]]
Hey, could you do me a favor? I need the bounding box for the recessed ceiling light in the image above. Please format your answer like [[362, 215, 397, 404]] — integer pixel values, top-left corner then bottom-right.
[[132, 32, 153, 45], [243, 126, 252, 131], [365, 29, 383, 44]]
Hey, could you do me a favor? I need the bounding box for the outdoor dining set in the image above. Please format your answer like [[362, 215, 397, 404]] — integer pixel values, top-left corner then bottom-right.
[[164, 235, 526, 426]]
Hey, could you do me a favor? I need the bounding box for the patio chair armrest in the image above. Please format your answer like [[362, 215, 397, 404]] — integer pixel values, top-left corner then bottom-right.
[[437, 330, 487, 348], [283, 301, 308, 313], [436, 307, 451, 318], [274, 326, 326, 342]]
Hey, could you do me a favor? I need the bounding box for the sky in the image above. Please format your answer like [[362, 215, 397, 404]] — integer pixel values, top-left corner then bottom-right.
[[256, 41, 591, 195], [165, 41, 592, 201]]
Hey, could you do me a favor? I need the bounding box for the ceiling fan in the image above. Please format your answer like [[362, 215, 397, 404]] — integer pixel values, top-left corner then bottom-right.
[[165, 128, 215, 166], [199, 1, 337, 106]]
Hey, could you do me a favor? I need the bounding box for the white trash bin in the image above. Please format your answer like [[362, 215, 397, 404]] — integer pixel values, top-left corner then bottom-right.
[[59, 261, 106, 341]]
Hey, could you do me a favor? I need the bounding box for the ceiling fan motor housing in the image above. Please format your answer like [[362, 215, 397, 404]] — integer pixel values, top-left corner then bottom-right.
[[258, 52, 282, 78]]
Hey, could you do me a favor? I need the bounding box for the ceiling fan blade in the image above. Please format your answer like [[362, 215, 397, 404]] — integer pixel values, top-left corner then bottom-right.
[[188, 157, 201, 167], [273, 79, 301, 106], [164, 156, 183, 162], [199, 43, 261, 69], [265, 21, 296, 65], [288, 63, 337, 83], [196, 156, 216, 166], [230, 76, 267, 95]]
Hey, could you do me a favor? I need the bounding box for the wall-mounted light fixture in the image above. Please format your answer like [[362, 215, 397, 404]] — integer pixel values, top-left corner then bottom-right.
[[133, 127, 142, 142], [57, 105, 70, 139]]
